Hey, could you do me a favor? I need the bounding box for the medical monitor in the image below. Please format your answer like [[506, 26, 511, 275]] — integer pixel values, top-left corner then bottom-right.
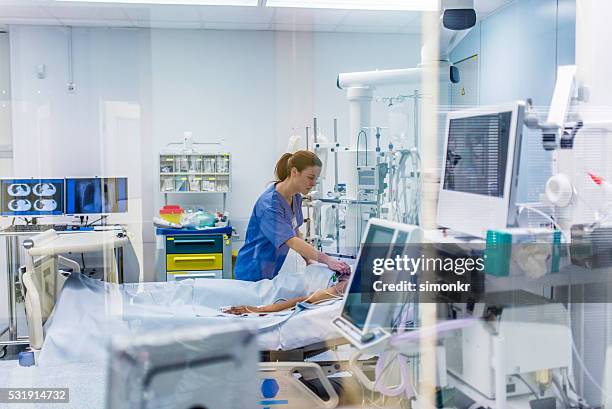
[[65, 177, 128, 215], [107, 324, 259, 409], [437, 102, 525, 238], [334, 218, 423, 349], [0, 179, 64, 216]]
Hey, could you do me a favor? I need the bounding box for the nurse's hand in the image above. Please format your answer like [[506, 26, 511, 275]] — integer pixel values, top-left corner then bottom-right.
[[320, 254, 351, 275]]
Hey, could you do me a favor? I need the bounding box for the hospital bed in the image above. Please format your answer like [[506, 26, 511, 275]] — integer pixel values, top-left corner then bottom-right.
[[17, 230, 350, 408]]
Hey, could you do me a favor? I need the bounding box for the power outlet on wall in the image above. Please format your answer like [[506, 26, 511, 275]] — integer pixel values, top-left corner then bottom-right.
[[67, 82, 76, 93]]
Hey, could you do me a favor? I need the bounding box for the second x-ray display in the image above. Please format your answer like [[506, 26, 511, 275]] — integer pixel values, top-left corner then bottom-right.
[[0, 179, 65, 216], [66, 177, 128, 214]]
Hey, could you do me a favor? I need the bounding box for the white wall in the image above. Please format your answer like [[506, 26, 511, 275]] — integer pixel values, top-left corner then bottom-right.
[[8, 25, 420, 280], [0, 32, 11, 333], [0, 32, 12, 176]]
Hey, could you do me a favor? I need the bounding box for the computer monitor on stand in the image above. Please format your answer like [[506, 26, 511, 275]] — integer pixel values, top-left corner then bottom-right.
[[0, 179, 65, 220], [65, 177, 128, 221], [333, 218, 423, 350], [437, 102, 525, 238]]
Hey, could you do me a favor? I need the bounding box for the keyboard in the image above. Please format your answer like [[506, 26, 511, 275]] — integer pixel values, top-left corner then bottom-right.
[[3, 224, 79, 233]]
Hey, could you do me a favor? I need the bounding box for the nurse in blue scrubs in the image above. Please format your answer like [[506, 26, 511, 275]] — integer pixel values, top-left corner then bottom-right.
[[234, 150, 350, 281]]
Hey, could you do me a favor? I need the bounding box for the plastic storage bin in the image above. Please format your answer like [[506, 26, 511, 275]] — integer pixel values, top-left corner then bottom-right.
[[159, 205, 184, 224]]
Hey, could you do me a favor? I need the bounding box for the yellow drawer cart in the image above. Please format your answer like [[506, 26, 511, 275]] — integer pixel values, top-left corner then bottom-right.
[[155, 227, 232, 281]]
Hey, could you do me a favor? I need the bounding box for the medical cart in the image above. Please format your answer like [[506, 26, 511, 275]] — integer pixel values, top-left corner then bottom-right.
[[155, 225, 233, 281]]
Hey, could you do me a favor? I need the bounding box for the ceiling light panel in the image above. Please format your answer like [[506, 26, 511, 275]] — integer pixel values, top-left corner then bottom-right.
[[55, 0, 258, 6], [264, 0, 438, 11]]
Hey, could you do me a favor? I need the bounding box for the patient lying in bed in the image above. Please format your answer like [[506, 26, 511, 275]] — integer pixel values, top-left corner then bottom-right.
[[225, 272, 349, 315], [37, 261, 344, 366]]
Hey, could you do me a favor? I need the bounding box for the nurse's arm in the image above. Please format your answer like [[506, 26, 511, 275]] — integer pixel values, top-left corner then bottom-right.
[[286, 236, 320, 262], [286, 237, 351, 274], [295, 230, 315, 265]]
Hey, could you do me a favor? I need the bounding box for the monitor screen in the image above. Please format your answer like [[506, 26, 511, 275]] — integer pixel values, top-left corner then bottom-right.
[[341, 224, 395, 331], [443, 111, 512, 198], [102, 177, 128, 213], [66, 177, 128, 215], [0, 179, 64, 216]]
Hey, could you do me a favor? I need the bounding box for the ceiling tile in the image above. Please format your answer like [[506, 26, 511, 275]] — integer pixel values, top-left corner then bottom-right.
[[335, 24, 402, 33], [43, 5, 128, 20], [341, 9, 420, 27], [123, 4, 201, 21], [272, 7, 348, 25], [0, 5, 51, 18], [0, 16, 61, 25], [265, 0, 437, 11], [270, 22, 336, 31], [58, 18, 132, 27], [144, 19, 201, 28], [199, 5, 274, 24]]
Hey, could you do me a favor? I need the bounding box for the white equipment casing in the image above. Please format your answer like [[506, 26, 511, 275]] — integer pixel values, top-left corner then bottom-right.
[[437, 102, 525, 238], [446, 301, 572, 399]]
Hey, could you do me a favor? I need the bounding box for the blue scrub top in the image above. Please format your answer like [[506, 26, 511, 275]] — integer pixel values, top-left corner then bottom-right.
[[234, 184, 304, 281]]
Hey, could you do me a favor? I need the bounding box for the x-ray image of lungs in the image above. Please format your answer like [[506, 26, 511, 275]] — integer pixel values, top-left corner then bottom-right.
[[8, 184, 31, 197], [8, 199, 32, 212], [76, 180, 102, 213], [33, 183, 57, 196], [34, 199, 57, 211]]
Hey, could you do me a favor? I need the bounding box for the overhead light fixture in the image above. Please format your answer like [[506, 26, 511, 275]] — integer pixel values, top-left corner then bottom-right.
[[264, 0, 438, 11], [54, 0, 258, 6]]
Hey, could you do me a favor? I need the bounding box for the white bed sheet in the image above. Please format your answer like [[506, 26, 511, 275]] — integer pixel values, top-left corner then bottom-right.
[[38, 263, 344, 366]]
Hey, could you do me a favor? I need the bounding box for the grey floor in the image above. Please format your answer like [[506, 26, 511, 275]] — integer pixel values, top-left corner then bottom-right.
[[0, 360, 107, 408]]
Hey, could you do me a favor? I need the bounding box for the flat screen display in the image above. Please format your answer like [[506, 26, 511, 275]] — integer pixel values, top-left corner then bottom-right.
[[443, 111, 512, 198], [341, 225, 395, 331], [0, 179, 64, 216], [66, 177, 128, 214], [102, 177, 128, 213]]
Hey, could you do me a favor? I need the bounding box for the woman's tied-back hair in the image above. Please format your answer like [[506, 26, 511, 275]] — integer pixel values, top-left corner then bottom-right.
[[275, 150, 322, 182]]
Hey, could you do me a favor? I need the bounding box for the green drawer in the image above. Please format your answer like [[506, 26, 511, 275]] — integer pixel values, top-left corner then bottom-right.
[[166, 235, 223, 254]]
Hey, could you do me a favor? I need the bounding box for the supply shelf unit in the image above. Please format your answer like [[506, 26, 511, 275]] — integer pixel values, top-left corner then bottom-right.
[[157, 146, 233, 281], [159, 152, 231, 212]]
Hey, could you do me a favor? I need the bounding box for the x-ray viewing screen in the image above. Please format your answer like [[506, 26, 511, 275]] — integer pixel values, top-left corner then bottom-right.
[[66, 177, 128, 214], [443, 111, 512, 198], [102, 178, 128, 213], [341, 225, 395, 331], [0, 179, 64, 216]]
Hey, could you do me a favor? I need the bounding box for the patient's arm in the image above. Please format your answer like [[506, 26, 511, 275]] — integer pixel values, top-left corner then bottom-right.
[[225, 286, 341, 315]]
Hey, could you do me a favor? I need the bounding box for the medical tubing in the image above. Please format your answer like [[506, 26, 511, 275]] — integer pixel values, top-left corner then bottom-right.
[[517, 204, 570, 243], [356, 130, 368, 166], [552, 373, 574, 408], [563, 370, 590, 407], [373, 352, 410, 397], [567, 302, 607, 398]]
